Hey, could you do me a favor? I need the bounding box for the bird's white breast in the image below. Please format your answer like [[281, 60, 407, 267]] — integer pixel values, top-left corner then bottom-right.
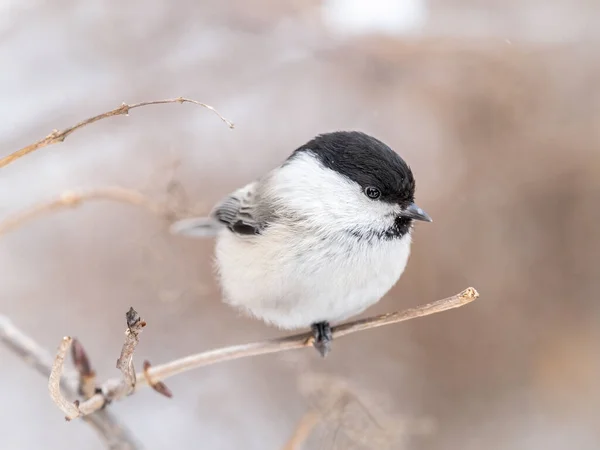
[[214, 227, 412, 330], [213, 151, 413, 330]]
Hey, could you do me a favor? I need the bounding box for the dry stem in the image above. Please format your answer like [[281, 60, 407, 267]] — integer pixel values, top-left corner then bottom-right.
[[48, 309, 146, 420], [49, 287, 479, 420], [0, 187, 162, 237], [0, 315, 140, 449], [282, 411, 320, 450], [48, 337, 81, 419], [71, 338, 97, 399], [115, 308, 146, 395], [0, 97, 233, 169]]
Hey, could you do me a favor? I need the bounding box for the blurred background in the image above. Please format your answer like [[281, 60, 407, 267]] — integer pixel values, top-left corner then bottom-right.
[[1, 0, 599, 449]]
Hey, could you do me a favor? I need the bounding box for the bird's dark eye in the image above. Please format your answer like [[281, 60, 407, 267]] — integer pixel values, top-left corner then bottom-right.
[[364, 186, 381, 199]]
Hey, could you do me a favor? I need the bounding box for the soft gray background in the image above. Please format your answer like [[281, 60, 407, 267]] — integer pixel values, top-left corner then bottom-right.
[[1, 0, 599, 449]]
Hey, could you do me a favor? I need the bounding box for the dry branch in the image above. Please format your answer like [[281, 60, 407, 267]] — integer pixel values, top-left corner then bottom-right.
[[48, 337, 81, 419], [71, 338, 97, 399], [295, 372, 436, 448], [282, 411, 320, 450], [0, 187, 162, 237], [0, 97, 233, 169], [49, 309, 146, 420], [0, 315, 140, 449], [49, 287, 479, 420], [115, 308, 146, 395]]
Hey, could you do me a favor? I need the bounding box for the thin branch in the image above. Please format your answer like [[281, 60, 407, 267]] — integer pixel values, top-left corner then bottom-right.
[[49, 309, 146, 420], [142, 361, 173, 398], [71, 338, 97, 399], [49, 337, 81, 419], [49, 287, 479, 420], [144, 287, 479, 382], [0, 315, 141, 449], [114, 308, 146, 396], [0, 316, 56, 375], [0, 187, 162, 237], [282, 411, 320, 450], [0, 97, 234, 169], [295, 372, 435, 449]]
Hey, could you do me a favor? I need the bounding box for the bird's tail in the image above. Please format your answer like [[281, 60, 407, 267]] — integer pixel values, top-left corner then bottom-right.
[[169, 216, 224, 238]]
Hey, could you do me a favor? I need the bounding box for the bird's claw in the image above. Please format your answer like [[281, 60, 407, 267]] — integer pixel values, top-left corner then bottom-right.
[[311, 321, 332, 358]]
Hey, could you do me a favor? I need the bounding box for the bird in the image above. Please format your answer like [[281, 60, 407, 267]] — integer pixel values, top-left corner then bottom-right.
[[170, 131, 432, 357]]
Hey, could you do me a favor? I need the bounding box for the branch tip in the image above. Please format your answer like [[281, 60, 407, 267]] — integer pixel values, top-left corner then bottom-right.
[[461, 287, 479, 300], [71, 338, 93, 376], [0, 96, 233, 168], [71, 338, 98, 398], [125, 307, 141, 330]]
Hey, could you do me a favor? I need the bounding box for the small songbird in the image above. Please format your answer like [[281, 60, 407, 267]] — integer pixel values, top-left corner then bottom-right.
[[170, 131, 431, 356]]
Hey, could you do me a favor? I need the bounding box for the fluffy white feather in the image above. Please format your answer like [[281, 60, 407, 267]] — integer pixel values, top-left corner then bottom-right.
[[213, 152, 413, 329]]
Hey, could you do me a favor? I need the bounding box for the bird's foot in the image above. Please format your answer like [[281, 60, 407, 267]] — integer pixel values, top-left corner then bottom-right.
[[311, 321, 332, 358]]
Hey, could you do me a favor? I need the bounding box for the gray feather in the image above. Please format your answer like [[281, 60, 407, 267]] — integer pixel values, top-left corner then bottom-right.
[[171, 181, 270, 238], [212, 182, 268, 235], [169, 216, 223, 237]]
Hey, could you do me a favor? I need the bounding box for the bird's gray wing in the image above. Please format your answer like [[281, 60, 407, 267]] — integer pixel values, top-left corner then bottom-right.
[[169, 182, 267, 238], [211, 182, 266, 235]]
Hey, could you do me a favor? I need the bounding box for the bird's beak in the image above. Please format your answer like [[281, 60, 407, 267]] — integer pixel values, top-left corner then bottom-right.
[[402, 203, 432, 222]]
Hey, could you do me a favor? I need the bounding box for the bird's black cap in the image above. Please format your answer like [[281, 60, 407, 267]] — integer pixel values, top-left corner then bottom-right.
[[291, 131, 416, 207]]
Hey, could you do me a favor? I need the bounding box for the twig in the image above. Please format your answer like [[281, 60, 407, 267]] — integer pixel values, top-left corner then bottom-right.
[[71, 338, 97, 399], [145, 287, 479, 381], [282, 411, 320, 450], [297, 372, 435, 448], [114, 308, 146, 396], [0, 187, 162, 237], [49, 309, 146, 420], [142, 361, 173, 398], [0, 315, 141, 449], [49, 337, 81, 419], [0, 97, 234, 169], [49, 287, 479, 420]]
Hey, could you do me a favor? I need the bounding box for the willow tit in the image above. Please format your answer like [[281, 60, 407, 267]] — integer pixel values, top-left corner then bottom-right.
[[170, 131, 431, 356]]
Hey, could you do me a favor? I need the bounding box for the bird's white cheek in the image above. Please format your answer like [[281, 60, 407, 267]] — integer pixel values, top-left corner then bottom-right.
[[265, 153, 382, 225]]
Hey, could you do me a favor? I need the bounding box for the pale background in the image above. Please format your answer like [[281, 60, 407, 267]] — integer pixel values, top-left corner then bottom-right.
[[1, 0, 599, 449]]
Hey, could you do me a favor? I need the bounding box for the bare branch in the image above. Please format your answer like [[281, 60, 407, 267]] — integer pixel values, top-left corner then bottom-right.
[[282, 411, 320, 450], [114, 308, 146, 396], [0, 315, 56, 375], [297, 372, 436, 448], [49, 309, 147, 420], [144, 287, 479, 382], [0, 315, 141, 449], [0, 97, 234, 169], [0, 187, 163, 237], [49, 287, 479, 419], [49, 337, 81, 420], [142, 361, 173, 398], [71, 338, 97, 399]]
